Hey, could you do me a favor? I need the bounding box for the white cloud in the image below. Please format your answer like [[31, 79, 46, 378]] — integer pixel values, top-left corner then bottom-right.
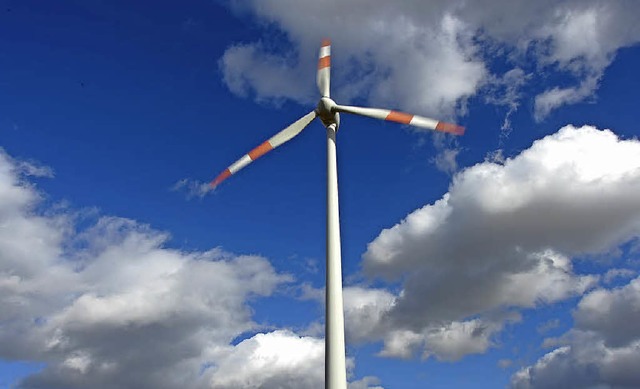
[[220, 1, 640, 121], [361, 125, 640, 359], [343, 286, 396, 343], [16, 159, 55, 178], [209, 330, 325, 389], [421, 319, 506, 361], [537, 319, 561, 335], [220, 43, 315, 105], [533, 75, 600, 121], [0, 149, 48, 212], [574, 277, 640, 348], [379, 315, 519, 362], [0, 150, 74, 363], [296, 284, 397, 344], [8, 224, 288, 389], [378, 329, 424, 360], [531, 3, 640, 69], [221, 1, 487, 121], [209, 330, 384, 389], [0, 149, 393, 389], [349, 376, 384, 389], [527, 2, 640, 120], [484, 68, 529, 135], [498, 359, 513, 369], [0, 148, 386, 388], [603, 268, 636, 284], [511, 276, 640, 388], [172, 178, 213, 199], [432, 147, 460, 175]]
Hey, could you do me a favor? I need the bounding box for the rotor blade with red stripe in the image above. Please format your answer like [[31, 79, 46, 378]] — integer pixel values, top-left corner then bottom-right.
[[317, 39, 331, 97], [333, 104, 465, 135], [210, 111, 317, 188]]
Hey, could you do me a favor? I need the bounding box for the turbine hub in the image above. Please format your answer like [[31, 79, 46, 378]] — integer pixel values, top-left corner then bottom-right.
[[316, 97, 340, 129]]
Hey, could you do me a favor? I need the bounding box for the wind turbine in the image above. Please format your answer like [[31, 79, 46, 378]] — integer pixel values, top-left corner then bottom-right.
[[210, 39, 464, 389]]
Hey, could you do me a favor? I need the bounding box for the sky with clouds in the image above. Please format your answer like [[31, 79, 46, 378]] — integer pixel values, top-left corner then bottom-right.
[[1, 1, 640, 388]]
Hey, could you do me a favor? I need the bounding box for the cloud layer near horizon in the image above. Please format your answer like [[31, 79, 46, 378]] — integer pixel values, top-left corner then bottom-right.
[[220, 0, 640, 122], [3, 124, 640, 387], [0, 150, 379, 389]]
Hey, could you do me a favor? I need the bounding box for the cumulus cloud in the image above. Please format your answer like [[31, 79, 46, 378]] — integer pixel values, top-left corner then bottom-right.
[[0, 150, 383, 388], [511, 276, 640, 388], [349, 376, 384, 389], [359, 125, 640, 359], [207, 330, 383, 388], [574, 277, 640, 348], [296, 284, 396, 343], [343, 287, 396, 343], [2, 213, 287, 388], [379, 316, 519, 362], [220, 42, 315, 104], [221, 1, 487, 120], [209, 330, 325, 389], [220, 1, 640, 122]]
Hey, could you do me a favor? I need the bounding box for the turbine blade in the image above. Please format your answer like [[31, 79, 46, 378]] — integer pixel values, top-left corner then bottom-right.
[[317, 39, 331, 97], [334, 104, 465, 135], [210, 111, 317, 188]]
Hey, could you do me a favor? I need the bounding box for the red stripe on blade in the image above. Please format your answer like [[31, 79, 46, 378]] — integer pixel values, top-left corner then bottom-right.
[[385, 111, 413, 124], [248, 141, 274, 160], [211, 169, 231, 187], [318, 56, 331, 69], [435, 122, 465, 135], [322, 39, 331, 47]]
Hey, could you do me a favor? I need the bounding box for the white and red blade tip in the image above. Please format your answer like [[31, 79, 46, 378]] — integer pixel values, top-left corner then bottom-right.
[[318, 39, 331, 69], [384, 110, 464, 135], [210, 141, 273, 188], [317, 39, 331, 97], [210, 111, 317, 188]]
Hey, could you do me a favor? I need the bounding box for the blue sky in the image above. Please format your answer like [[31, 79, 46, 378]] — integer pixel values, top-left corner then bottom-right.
[[1, 1, 640, 388]]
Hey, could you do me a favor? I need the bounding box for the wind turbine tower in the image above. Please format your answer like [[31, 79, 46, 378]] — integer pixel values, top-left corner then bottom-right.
[[210, 39, 465, 389]]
